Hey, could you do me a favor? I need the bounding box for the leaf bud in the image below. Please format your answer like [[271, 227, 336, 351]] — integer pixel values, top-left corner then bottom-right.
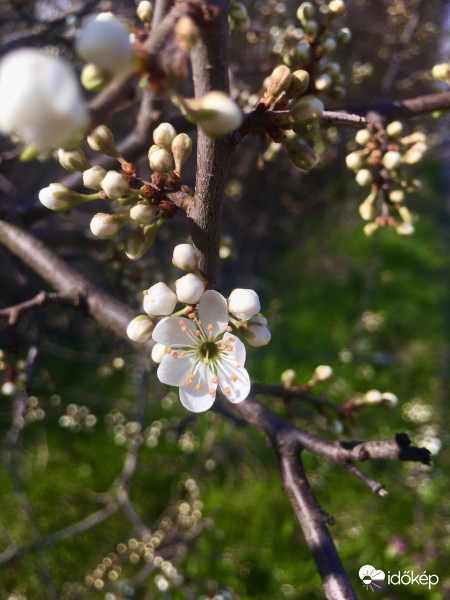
[[286, 69, 310, 98], [152, 123, 176, 151], [355, 168, 373, 186], [129, 202, 159, 224], [382, 150, 402, 170], [175, 273, 205, 304], [290, 95, 324, 124], [386, 121, 403, 137], [297, 3, 315, 25], [285, 138, 317, 170], [58, 148, 91, 172], [90, 212, 124, 238], [175, 16, 200, 51], [83, 165, 107, 190], [101, 170, 131, 199], [172, 243, 198, 272], [87, 125, 121, 158], [266, 65, 292, 98], [228, 288, 260, 321], [354, 129, 371, 146], [127, 315, 154, 343], [171, 133, 192, 172], [81, 63, 111, 92], [151, 342, 167, 364], [281, 369, 297, 388], [137, 1, 154, 24], [336, 27, 351, 45], [149, 148, 174, 174], [143, 282, 177, 316]]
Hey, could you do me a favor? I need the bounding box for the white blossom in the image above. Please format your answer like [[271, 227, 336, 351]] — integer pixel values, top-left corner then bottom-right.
[[175, 274, 205, 304], [228, 288, 260, 321], [152, 290, 251, 412], [0, 49, 88, 151], [76, 12, 134, 75], [143, 282, 177, 316]]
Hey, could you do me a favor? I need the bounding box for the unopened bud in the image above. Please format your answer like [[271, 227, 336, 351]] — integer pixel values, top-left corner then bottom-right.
[[242, 321, 271, 347], [137, 0, 154, 23], [129, 202, 159, 224], [336, 27, 351, 44], [87, 125, 121, 158], [386, 121, 403, 137], [382, 150, 402, 170], [364, 389, 382, 404], [296, 2, 315, 24], [175, 16, 199, 51], [126, 218, 163, 260], [230, 2, 248, 20], [290, 95, 324, 124], [402, 144, 425, 164], [359, 198, 375, 221], [345, 150, 365, 170], [127, 315, 154, 343], [186, 91, 243, 137], [175, 273, 205, 304], [171, 133, 192, 171], [281, 368, 297, 388], [266, 65, 292, 98], [90, 212, 124, 238], [285, 138, 317, 169], [304, 20, 318, 37], [228, 288, 260, 321], [319, 37, 337, 55], [315, 73, 332, 91], [151, 342, 167, 364], [148, 144, 161, 160], [83, 165, 107, 190], [355, 129, 371, 146], [398, 206, 414, 224], [355, 168, 373, 186], [81, 63, 110, 92], [396, 222, 414, 236], [431, 62, 450, 82], [313, 365, 333, 382], [286, 69, 310, 98], [101, 170, 130, 199], [363, 222, 379, 236], [172, 243, 198, 272], [143, 282, 177, 316], [381, 392, 398, 408], [328, 0, 346, 18], [149, 148, 173, 174], [39, 183, 91, 212], [58, 148, 91, 172], [153, 123, 176, 151], [389, 189, 404, 203]]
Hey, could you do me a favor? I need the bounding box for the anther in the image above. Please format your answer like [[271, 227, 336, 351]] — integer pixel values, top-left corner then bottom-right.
[[229, 336, 236, 342], [196, 384, 202, 391], [226, 326, 232, 332], [181, 326, 188, 332], [220, 343, 227, 349], [184, 380, 191, 386], [178, 319, 185, 326], [194, 330, 201, 336], [224, 387, 231, 394], [207, 324, 214, 331], [166, 348, 172, 354], [172, 352, 178, 359], [231, 375, 237, 382], [187, 373, 194, 380], [181, 351, 187, 357], [209, 388, 215, 395], [227, 345, 233, 352]]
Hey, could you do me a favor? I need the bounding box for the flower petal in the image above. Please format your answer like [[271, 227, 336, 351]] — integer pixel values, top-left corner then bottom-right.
[[198, 290, 229, 340], [157, 352, 196, 386], [217, 360, 251, 404], [179, 362, 217, 413], [152, 316, 197, 347], [223, 332, 246, 366]]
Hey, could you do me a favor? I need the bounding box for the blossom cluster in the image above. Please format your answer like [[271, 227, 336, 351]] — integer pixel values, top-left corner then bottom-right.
[[127, 244, 271, 413], [346, 121, 428, 236]]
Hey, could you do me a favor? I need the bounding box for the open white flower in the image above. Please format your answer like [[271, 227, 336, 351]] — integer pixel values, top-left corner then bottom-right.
[[152, 290, 251, 412]]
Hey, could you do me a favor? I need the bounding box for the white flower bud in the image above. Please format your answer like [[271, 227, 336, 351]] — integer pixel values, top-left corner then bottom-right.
[[286, 70, 310, 98], [297, 2, 315, 24], [153, 123, 176, 151], [188, 91, 243, 137], [402, 144, 425, 164], [386, 121, 403, 137], [101, 170, 130, 199], [129, 203, 159, 224], [174, 16, 200, 51], [81, 63, 110, 92], [127, 315, 154, 343], [266, 65, 292, 98], [1, 381, 16, 396], [359, 199, 375, 221], [345, 150, 365, 170], [171, 133, 192, 172], [320, 37, 337, 54], [382, 150, 402, 170], [83, 165, 107, 190], [389, 189, 404, 203], [90, 213, 124, 238], [87, 125, 120, 158], [151, 342, 167, 364], [396, 222, 414, 236], [0, 49, 88, 152], [398, 206, 414, 224], [431, 62, 450, 82], [281, 369, 297, 387], [58, 149, 91, 172], [39, 183, 85, 212], [381, 392, 398, 408], [137, 0, 154, 23], [314, 365, 333, 381], [355, 129, 371, 146], [228, 288, 261, 321], [315, 73, 332, 91], [285, 139, 317, 170], [143, 282, 177, 316], [363, 222, 379, 237], [355, 169, 373, 186], [149, 148, 173, 174], [175, 273, 205, 304], [336, 27, 351, 44], [243, 322, 271, 347], [172, 244, 198, 272], [364, 389, 382, 404], [76, 12, 134, 75], [290, 95, 324, 124], [328, 0, 346, 17]]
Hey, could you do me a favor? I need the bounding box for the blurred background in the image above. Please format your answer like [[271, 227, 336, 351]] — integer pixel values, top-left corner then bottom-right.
[[0, 0, 449, 598]]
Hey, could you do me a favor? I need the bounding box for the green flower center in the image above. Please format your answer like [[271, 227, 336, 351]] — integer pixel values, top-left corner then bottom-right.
[[199, 341, 219, 361]]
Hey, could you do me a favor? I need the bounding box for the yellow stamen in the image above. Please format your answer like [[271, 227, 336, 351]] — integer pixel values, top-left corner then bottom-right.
[[196, 384, 202, 391], [227, 345, 233, 352], [220, 343, 227, 349], [166, 347, 172, 354], [181, 351, 187, 357], [178, 319, 185, 326], [224, 387, 231, 394], [187, 373, 194, 380], [207, 324, 213, 331], [194, 330, 201, 337], [172, 352, 178, 359], [184, 380, 191, 386], [181, 326, 188, 332], [212, 377, 218, 384], [226, 326, 232, 332], [231, 375, 237, 382], [209, 388, 215, 395]]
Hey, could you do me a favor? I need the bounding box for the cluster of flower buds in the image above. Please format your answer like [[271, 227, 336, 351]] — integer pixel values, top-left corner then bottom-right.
[[77, 12, 135, 92], [281, 364, 333, 389], [345, 121, 428, 236], [268, 1, 351, 100], [351, 389, 398, 409], [229, 2, 251, 33], [39, 123, 193, 259]]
